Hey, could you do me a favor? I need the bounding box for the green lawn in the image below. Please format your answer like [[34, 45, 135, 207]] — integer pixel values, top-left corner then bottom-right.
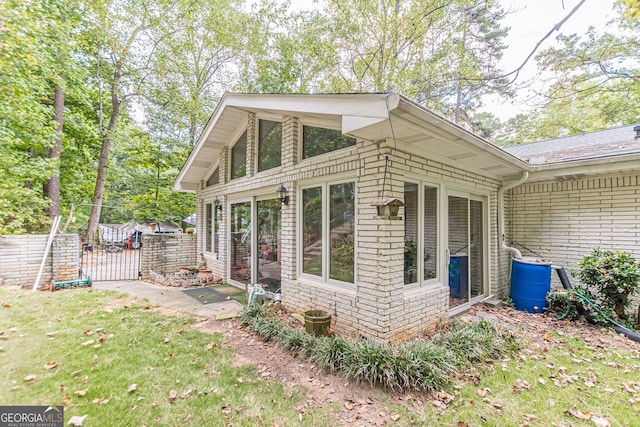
[[0, 288, 333, 426], [1, 287, 638, 426]]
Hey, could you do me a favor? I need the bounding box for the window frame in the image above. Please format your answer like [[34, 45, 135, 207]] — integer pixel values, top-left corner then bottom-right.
[[403, 178, 442, 291], [256, 118, 283, 173], [230, 129, 248, 180], [298, 120, 357, 162], [298, 178, 357, 289], [204, 202, 213, 253], [210, 164, 220, 187]]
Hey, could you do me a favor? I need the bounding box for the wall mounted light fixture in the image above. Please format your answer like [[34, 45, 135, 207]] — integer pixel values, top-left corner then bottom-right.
[[214, 197, 223, 211], [277, 184, 289, 205]]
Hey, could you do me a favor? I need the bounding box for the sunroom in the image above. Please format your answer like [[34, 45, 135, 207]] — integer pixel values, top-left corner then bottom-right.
[[173, 92, 528, 342]]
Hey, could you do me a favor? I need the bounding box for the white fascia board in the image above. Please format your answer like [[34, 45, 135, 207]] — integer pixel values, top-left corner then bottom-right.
[[342, 115, 389, 134], [225, 92, 395, 121], [528, 153, 640, 181]]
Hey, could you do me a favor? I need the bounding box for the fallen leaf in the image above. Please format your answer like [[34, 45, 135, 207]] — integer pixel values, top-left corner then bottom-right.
[[1, 302, 10, 308], [44, 361, 58, 370], [512, 379, 531, 392], [60, 384, 67, 392], [181, 389, 193, 399], [24, 375, 36, 381], [60, 396, 71, 404], [168, 390, 178, 401], [391, 413, 401, 421], [127, 384, 137, 393], [67, 415, 87, 426], [80, 340, 94, 346], [591, 415, 610, 427], [74, 389, 88, 396], [206, 342, 217, 350], [566, 409, 591, 420], [543, 332, 553, 341], [344, 401, 354, 410], [522, 414, 537, 422], [84, 330, 94, 335], [221, 406, 231, 415], [91, 397, 109, 404], [477, 387, 491, 397]]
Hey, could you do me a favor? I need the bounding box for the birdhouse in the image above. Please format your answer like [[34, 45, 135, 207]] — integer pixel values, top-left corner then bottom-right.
[[372, 198, 404, 220]]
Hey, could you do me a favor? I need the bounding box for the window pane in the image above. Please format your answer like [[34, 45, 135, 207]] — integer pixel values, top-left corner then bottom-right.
[[302, 187, 322, 276], [205, 203, 212, 253], [213, 202, 220, 253], [330, 182, 354, 283], [257, 199, 281, 292], [423, 186, 438, 280], [469, 199, 483, 299], [230, 202, 251, 284], [404, 183, 418, 284], [302, 125, 356, 159], [258, 120, 282, 171], [206, 167, 219, 186], [231, 131, 247, 179]]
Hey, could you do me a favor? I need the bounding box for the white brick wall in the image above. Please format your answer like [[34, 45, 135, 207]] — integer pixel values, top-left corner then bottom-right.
[[199, 112, 504, 342], [507, 173, 640, 313]]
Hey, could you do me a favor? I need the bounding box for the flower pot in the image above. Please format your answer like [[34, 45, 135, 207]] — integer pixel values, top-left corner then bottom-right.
[[304, 310, 331, 337], [198, 269, 212, 280]]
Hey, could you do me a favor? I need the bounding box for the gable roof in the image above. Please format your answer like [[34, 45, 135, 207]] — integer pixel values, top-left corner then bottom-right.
[[173, 92, 528, 192]]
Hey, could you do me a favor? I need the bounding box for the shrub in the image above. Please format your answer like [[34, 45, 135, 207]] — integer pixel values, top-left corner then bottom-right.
[[546, 290, 581, 321], [578, 247, 640, 323], [238, 305, 515, 393]]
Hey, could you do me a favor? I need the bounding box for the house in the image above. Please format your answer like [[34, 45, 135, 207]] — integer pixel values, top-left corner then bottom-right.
[[173, 92, 640, 342]]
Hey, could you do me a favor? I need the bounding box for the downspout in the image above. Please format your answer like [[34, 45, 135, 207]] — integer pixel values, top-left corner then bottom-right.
[[497, 171, 529, 260]]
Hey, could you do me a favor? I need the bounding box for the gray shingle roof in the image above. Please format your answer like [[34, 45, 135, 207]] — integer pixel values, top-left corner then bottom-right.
[[504, 124, 640, 164]]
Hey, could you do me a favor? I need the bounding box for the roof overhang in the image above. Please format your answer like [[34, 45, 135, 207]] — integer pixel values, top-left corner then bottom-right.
[[173, 92, 532, 192], [526, 152, 640, 182]]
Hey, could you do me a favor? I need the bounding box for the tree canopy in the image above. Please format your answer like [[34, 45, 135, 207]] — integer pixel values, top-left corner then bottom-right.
[[1, 0, 637, 234]]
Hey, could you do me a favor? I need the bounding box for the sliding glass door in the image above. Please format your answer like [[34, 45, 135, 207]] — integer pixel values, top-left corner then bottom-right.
[[229, 198, 282, 290], [448, 193, 486, 311], [257, 199, 281, 292]]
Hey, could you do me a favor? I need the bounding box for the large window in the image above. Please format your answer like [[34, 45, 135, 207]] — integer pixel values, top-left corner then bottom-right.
[[301, 181, 355, 284], [214, 202, 220, 253], [302, 187, 322, 277], [230, 131, 247, 179], [206, 167, 219, 187], [205, 202, 212, 253], [258, 120, 282, 172], [302, 125, 356, 159], [404, 182, 439, 286]]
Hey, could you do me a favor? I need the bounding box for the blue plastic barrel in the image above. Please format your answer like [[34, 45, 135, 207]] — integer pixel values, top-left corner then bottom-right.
[[510, 257, 552, 313], [449, 254, 468, 299]]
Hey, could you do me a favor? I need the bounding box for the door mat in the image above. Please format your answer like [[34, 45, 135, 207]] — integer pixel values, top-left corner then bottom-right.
[[182, 287, 228, 305]]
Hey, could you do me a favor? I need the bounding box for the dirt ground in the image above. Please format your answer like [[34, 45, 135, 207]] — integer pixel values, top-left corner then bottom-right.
[[191, 303, 640, 426]]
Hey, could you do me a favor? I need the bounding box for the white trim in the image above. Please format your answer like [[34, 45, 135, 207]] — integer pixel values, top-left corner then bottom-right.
[[297, 179, 357, 289], [255, 116, 284, 175]]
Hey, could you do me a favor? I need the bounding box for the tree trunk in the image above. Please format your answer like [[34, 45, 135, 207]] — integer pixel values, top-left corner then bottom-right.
[[44, 84, 64, 218], [85, 68, 122, 246]]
